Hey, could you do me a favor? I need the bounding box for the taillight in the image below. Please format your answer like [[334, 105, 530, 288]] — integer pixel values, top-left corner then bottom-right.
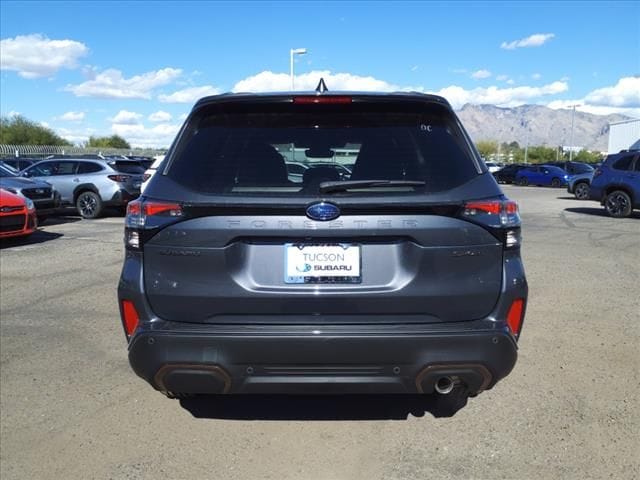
[[108, 174, 131, 182], [461, 199, 521, 249], [293, 96, 352, 104], [125, 199, 183, 249], [121, 299, 140, 336], [506, 298, 525, 338]]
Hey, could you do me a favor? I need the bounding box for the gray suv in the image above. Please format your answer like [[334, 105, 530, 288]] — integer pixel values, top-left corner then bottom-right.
[[21, 159, 145, 218], [118, 90, 528, 416]]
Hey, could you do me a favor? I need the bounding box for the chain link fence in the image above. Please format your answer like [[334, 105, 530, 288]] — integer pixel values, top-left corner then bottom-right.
[[0, 144, 165, 159]]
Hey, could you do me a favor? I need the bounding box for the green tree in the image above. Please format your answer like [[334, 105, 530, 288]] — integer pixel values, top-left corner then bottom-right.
[[476, 140, 498, 159], [86, 135, 130, 149], [0, 115, 71, 145], [573, 150, 604, 164]]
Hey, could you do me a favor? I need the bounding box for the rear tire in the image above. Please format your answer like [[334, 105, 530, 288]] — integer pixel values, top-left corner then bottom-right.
[[574, 182, 590, 200], [519, 177, 529, 186], [76, 191, 103, 219], [604, 190, 632, 218], [551, 177, 561, 187]]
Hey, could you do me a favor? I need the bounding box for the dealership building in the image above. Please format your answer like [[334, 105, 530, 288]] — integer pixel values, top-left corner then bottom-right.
[[608, 118, 640, 153]]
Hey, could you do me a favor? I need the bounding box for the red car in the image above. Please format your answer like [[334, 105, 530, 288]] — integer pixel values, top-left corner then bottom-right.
[[0, 188, 37, 239]]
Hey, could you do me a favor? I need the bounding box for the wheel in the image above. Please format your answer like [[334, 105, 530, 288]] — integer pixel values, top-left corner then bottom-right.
[[604, 190, 632, 218], [574, 182, 590, 200], [551, 177, 561, 187], [76, 191, 103, 219], [519, 177, 529, 186]]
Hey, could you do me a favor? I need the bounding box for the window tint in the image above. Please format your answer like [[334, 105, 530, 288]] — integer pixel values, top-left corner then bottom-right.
[[612, 155, 634, 171], [634, 157, 640, 172], [168, 102, 480, 196], [26, 162, 56, 176], [54, 162, 78, 175], [77, 162, 104, 174], [109, 161, 146, 174]]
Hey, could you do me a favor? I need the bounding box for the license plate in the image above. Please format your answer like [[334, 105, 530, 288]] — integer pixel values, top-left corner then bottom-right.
[[285, 243, 361, 284]]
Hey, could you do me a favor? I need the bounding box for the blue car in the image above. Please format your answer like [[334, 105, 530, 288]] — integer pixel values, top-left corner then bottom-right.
[[515, 165, 569, 187], [589, 150, 640, 218]]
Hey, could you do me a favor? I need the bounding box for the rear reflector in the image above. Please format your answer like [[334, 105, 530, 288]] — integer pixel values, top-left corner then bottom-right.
[[293, 96, 352, 104], [121, 300, 140, 336], [506, 298, 525, 337]]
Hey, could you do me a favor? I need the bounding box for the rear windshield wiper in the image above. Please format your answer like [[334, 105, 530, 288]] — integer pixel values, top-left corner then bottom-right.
[[319, 179, 426, 193]]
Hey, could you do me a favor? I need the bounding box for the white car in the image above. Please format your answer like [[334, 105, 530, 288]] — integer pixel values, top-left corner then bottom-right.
[[485, 161, 502, 174], [141, 155, 165, 193]]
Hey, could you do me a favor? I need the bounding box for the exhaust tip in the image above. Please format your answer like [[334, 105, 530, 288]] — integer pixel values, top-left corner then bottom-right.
[[434, 376, 455, 395]]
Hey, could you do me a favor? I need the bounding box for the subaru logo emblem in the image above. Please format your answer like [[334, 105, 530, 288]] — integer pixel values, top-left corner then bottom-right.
[[306, 202, 340, 221]]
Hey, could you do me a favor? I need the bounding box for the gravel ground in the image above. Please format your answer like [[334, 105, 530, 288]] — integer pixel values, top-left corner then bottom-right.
[[1, 186, 638, 480]]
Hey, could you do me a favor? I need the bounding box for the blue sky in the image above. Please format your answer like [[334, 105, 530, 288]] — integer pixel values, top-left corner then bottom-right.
[[1, 1, 639, 147]]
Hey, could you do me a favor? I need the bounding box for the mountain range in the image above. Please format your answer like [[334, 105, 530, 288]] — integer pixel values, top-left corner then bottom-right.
[[456, 104, 631, 152]]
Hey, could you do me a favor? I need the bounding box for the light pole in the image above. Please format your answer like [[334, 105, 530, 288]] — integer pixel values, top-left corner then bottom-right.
[[568, 105, 578, 161], [290, 48, 307, 90]]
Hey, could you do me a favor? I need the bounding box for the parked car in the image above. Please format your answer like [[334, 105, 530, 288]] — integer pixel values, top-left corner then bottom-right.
[[546, 161, 595, 175], [20, 158, 145, 219], [0, 188, 37, 239], [140, 155, 165, 193], [494, 164, 526, 184], [0, 162, 61, 222], [1, 158, 39, 171], [589, 150, 640, 218], [515, 165, 569, 187], [484, 161, 502, 174], [567, 171, 594, 200], [285, 161, 352, 183], [118, 89, 528, 416]]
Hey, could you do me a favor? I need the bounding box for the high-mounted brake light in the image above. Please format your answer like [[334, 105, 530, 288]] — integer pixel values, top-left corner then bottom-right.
[[293, 96, 352, 104], [506, 298, 525, 338], [121, 299, 140, 336]]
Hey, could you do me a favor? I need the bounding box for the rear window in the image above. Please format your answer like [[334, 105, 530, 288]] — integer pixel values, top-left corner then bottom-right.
[[109, 161, 146, 174], [167, 101, 480, 196]]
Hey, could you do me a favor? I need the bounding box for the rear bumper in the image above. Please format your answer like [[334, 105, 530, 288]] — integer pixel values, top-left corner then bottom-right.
[[127, 320, 518, 395], [105, 189, 139, 206]]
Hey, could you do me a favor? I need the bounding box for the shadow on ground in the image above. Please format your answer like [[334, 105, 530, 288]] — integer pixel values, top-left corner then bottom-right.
[[565, 207, 640, 219], [40, 215, 82, 226], [0, 229, 63, 249], [179, 393, 467, 421]]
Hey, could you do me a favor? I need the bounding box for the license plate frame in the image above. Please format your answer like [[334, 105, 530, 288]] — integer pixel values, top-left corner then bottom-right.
[[284, 243, 362, 284]]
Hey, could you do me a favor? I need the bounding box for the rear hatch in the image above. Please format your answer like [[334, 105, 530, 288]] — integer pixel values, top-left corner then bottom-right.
[[139, 94, 506, 324], [108, 160, 146, 194]]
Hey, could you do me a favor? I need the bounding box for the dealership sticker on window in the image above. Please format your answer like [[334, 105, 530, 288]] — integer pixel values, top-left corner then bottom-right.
[[285, 244, 361, 284]]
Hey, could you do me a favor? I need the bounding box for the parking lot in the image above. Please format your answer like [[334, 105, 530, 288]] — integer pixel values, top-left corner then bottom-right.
[[1, 186, 638, 480]]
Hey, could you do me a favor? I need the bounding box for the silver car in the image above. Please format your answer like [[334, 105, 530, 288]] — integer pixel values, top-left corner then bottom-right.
[[0, 161, 61, 221], [21, 159, 145, 218]]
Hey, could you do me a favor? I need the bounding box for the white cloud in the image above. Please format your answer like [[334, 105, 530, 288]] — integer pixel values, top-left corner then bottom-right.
[[57, 111, 85, 121], [471, 69, 492, 80], [506, 79, 516, 85], [584, 76, 640, 108], [546, 77, 640, 118], [232, 70, 414, 92], [40, 121, 50, 128], [65, 67, 182, 99], [532, 73, 542, 80], [111, 110, 143, 125], [158, 85, 221, 103], [501, 33, 555, 50], [55, 126, 97, 145], [433, 81, 568, 110], [148, 110, 172, 122], [0, 34, 88, 78], [178, 113, 189, 121], [111, 122, 181, 148], [496, 75, 509, 81]]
